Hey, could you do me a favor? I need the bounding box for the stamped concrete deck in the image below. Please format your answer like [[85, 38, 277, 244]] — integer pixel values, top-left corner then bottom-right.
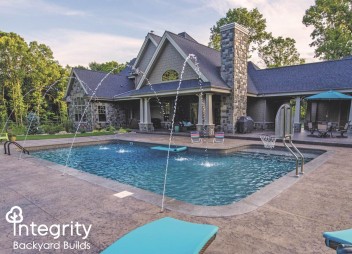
[[1, 133, 351, 253]]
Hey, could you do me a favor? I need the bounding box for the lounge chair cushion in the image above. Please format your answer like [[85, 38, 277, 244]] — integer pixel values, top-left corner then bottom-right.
[[101, 217, 218, 254], [337, 245, 352, 254], [324, 229, 352, 247]]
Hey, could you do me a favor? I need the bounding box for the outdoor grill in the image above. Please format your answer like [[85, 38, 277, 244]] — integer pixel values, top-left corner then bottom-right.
[[236, 116, 254, 133]]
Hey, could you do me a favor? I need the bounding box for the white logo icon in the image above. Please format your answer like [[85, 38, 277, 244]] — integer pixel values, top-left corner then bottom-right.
[[6, 206, 23, 224]]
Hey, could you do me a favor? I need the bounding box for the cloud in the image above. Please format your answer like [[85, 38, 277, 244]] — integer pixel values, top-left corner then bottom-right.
[[0, 0, 87, 16], [26, 29, 143, 66]]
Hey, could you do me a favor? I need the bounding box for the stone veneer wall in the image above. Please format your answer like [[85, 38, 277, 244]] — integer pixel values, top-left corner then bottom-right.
[[91, 101, 126, 129], [220, 23, 249, 132], [67, 80, 126, 131], [67, 80, 93, 131]]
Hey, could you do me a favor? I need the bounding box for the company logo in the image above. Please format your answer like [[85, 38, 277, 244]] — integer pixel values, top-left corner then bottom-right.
[[6, 206, 92, 251], [6, 206, 23, 224]]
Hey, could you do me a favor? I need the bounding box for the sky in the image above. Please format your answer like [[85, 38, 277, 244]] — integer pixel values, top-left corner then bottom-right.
[[0, 0, 317, 67]]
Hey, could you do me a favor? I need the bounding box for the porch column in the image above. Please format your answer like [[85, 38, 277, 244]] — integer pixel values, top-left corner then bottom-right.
[[294, 96, 301, 132], [349, 100, 352, 133], [139, 98, 144, 123], [138, 97, 153, 132], [349, 100, 352, 122], [205, 93, 213, 125], [205, 93, 215, 136], [197, 94, 204, 126], [138, 98, 145, 131], [144, 98, 151, 124]]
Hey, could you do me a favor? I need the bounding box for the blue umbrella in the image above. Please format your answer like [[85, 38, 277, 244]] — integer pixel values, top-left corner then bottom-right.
[[306, 90, 352, 100], [305, 90, 352, 124]]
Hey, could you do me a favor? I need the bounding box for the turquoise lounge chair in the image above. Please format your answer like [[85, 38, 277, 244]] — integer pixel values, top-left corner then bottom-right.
[[101, 217, 218, 254], [323, 228, 352, 250]]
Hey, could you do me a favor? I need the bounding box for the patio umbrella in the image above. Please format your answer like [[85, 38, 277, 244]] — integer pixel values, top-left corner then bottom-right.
[[305, 90, 352, 100], [305, 90, 352, 125]]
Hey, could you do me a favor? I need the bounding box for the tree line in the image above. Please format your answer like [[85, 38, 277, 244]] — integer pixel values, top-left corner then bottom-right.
[[0, 31, 126, 132], [0, 0, 351, 133]]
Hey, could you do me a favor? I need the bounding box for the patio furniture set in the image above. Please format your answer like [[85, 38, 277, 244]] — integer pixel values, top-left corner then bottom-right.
[[307, 121, 350, 138]]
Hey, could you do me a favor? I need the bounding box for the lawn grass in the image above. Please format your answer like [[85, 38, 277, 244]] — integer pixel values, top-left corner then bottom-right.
[[15, 131, 115, 141]]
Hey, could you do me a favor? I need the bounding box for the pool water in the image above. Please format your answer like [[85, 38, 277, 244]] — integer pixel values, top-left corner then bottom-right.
[[32, 143, 314, 206]]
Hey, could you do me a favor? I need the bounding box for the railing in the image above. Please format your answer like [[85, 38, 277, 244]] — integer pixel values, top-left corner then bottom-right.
[[282, 135, 304, 177], [4, 141, 30, 156]]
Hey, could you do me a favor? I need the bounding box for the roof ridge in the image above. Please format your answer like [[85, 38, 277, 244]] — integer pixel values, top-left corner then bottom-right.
[[166, 31, 220, 54], [73, 66, 131, 76], [257, 57, 352, 72]]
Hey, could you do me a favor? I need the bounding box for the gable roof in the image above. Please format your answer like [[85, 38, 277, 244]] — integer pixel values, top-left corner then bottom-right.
[[167, 32, 230, 90], [69, 62, 135, 99], [249, 58, 352, 95], [133, 33, 161, 69], [136, 31, 213, 89], [177, 32, 198, 43]]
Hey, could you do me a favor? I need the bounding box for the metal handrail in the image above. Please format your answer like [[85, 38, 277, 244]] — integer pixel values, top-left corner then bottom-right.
[[283, 136, 300, 177], [4, 141, 10, 154], [288, 136, 304, 174], [5, 141, 30, 156]]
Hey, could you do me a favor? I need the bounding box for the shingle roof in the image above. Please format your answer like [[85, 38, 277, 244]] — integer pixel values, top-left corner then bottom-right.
[[115, 79, 211, 97], [69, 30, 352, 99], [167, 32, 230, 90], [72, 60, 135, 99], [249, 58, 352, 95], [149, 33, 162, 44]]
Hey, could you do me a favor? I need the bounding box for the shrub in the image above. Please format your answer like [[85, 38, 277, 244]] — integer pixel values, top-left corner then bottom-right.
[[106, 125, 116, 132], [26, 112, 41, 135], [41, 124, 64, 134], [62, 120, 74, 133]]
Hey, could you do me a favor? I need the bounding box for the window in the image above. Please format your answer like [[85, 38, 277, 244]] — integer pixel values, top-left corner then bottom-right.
[[73, 97, 87, 122], [162, 70, 179, 81], [98, 105, 107, 122]]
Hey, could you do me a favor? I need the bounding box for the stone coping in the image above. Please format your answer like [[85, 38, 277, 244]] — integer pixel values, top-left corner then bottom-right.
[[23, 137, 332, 217]]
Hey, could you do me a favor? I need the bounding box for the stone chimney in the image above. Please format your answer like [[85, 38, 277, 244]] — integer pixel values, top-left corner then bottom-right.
[[220, 23, 249, 127]]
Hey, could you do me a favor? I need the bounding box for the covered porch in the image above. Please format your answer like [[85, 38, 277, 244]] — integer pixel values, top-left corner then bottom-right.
[[138, 93, 222, 136]]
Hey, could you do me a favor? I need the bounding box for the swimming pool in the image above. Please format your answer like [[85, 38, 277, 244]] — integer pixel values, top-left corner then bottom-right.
[[32, 143, 316, 206]]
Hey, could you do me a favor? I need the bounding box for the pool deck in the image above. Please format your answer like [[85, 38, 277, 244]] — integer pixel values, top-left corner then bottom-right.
[[1, 133, 352, 253]]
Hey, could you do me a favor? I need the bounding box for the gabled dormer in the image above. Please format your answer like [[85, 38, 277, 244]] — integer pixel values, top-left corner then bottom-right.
[[136, 31, 209, 90], [132, 32, 161, 86]]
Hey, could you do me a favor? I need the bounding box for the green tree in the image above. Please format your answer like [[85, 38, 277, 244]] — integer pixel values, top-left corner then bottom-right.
[[303, 0, 352, 60], [88, 61, 126, 74], [209, 7, 270, 52], [0, 31, 69, 126], [258, 36, 305, 68], [0, 32, 28, 124]]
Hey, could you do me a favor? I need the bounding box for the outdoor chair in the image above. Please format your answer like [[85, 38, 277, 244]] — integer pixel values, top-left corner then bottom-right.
[[308, 122, 316, 134], [327, 122, 334, 137], [0, 133, 8, 143], [213, 132, 224, 143], [101, 217, 219, 254], [317, 123, 329, 137], [337, 122, 350, 138], [323, 228, 352, 251], [190, 131, 202, 143]]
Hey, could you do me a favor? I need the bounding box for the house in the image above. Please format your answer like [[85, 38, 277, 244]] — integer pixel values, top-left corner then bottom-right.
[[64, 23, 352, 134]]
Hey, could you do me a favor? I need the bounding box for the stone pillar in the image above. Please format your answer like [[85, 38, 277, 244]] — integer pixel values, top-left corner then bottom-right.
[[196, 94, 204, 132], [204, 93, 215, 136], [294, 97, 301, 132], [220, 23, 249, 132]]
